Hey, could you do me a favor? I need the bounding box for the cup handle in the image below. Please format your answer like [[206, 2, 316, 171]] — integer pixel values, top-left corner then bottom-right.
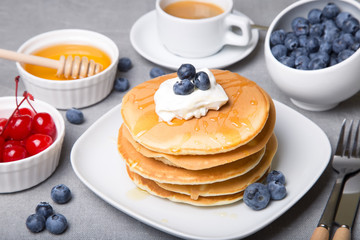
[[224, 13, 252, 46]]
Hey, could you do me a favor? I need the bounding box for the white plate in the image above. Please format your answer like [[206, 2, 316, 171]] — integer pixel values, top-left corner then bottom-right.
[[130, 10, 259, 70], [71, 100, 331, 240]]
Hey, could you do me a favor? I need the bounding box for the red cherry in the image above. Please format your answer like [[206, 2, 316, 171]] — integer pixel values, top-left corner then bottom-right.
[[0, 136, 5, 162], [0, 118, 9, 138], [3, 140, 24, 149], [32, 113, 56, 139], [2, 145, 28, 162], [14, 107, 36, 118], [25, 133, 53, 156], [7, 115, 33, 140]]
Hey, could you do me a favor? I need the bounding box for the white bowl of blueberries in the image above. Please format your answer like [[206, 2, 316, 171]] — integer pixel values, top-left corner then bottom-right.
[[264, 0, 360, 111]]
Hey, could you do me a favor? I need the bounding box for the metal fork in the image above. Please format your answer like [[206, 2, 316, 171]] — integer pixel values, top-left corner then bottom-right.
[[310, 119, 360, 240]]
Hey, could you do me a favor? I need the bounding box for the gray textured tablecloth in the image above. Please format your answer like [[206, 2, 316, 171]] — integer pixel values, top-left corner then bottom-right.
[[0, 0, 359, 239]]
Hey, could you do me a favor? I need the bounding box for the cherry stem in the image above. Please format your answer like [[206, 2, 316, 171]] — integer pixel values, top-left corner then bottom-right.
[[15, 76, 20, 107]]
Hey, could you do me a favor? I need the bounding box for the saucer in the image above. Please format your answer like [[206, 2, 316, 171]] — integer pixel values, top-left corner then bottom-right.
[[130, 10, 259, 70]]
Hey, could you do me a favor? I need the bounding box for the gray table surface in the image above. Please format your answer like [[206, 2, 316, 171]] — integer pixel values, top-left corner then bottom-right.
[[0, 0, 359, 239]]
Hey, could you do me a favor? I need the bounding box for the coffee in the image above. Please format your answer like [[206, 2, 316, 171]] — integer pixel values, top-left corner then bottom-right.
[[163, 1, 224, 19]]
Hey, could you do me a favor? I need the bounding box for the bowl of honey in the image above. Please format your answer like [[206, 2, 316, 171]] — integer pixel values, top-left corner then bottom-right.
[[16, 29, 119, 109]]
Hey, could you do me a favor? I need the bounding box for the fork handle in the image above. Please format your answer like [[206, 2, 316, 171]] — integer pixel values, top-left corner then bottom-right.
[[332, 226, 350, 240], [310, 226, 329, 240]]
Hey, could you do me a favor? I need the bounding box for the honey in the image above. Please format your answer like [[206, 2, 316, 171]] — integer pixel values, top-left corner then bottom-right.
[[23, 44, 112, 80]]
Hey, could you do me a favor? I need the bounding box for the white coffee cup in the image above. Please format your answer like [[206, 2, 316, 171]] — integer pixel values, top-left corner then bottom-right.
[[156, 0, 252, 58]]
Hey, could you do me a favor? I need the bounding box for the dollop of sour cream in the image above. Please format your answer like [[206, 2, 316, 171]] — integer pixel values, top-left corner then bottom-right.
[[154, 68, 228, 123]]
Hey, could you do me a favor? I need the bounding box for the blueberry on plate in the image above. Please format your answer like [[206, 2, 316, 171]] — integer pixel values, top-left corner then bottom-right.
[[271, 44, 287, 60], [117, 57, 132, 72], [149, 67, 165, 78], [322, 3, 340, 19], [51, 184, 72, 204], [270, 29, 286, 46], [194, 71, 210, 91], [26, 214, 46, 233], [173, 79, 195, 95], [66, 108, 84, 124], [243, 183, 271, 210], [114, 77, 130, 92], [308, 8, 322, 24], [46, 214, 68, 235], [266, 170, 286, 185], [268, 181, 287, 200], [177, 63, 196, 80], [35, 202, 54, 219]]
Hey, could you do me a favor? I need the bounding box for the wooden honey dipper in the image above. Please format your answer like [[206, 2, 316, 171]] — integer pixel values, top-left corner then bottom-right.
[[0, 48, 103, 79]]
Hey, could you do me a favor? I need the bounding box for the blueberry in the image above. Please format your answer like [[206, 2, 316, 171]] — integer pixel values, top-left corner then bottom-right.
[[310, 52, 330, 65], [351, 42, 360, 51], [117, 57, 132, 72], [308, 8, 322, 24], [308, 58, 327, 70], [114, 77, 130, 92], [194, 71, 210, 91], [173, 79, 195, 95], [298, 35, 308, 47], [35, 202, 54, 219], [295, 55, 310, 70], [322, 3, 340, 19], [322, 19, 338, 31], [271, 44, 287, 60], [355, 30, 360, 42], [177, 64, 196, 80], [330, 54, 338, 66], [309, 23, 324, 37], [266, 170, 286, 185], [243, 183, 271, 210], [306, 37, 320, 53], [323, 27, 340, 42], [26, 214, 46, 233], [342, 17, 360, 34], [319, 41, 332, 54], [335, 12, 352, 29], [46, 214, 68, 235], [291, 17, 309, 36], [332, 37, 347, 54], [284, 34, 299, 50], [51, 184, 72, 204], [150, 67, 165, 78], [268, 181, 287, 200], [279, 55, 295, 68], [337, 49, 355, 63], [270, 29, 286, 46], [66, 108, 84, 124], [290, 47, 308, 58], [341, 33, 355, 46]]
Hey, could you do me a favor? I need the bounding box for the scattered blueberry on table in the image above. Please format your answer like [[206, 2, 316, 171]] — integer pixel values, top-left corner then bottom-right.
[[114, 77, 130, 92], [51, 184, 72, 204], [35, 202, 54, 219], [270, 2, 360, 70], [26, 214, 46, 233], [66, 108, 84, 124], [150, 67, 166, 78], [46, 214, 68, 235], [117, 57, 133, 72]]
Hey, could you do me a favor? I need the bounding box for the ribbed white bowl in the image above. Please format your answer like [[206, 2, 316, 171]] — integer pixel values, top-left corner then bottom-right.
[[0, 97, 65, 193], [16, 29, 119, 109]]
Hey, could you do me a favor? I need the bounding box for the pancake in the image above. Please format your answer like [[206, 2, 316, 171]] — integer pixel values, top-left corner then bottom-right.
[[126, 167, 268, 206], [156, 134, 277, 200], [118, 131, 266, 184], [120, 97, 275, 170], [121, 69, 270, 155]]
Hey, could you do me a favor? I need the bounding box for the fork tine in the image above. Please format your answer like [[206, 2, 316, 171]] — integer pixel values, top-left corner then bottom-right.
[[352, 120, 360, 158], [335, 119, 347, 156], [344, 120, 354, 158]]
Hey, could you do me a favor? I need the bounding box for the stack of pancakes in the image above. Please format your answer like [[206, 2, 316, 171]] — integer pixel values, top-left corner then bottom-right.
[[118, 69, 277, 206]]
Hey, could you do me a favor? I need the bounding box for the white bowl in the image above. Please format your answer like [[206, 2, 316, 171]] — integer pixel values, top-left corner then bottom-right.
[[264, 0, 360, 111], [0, 97, 65, 193], [16, 29, 119, 109]]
